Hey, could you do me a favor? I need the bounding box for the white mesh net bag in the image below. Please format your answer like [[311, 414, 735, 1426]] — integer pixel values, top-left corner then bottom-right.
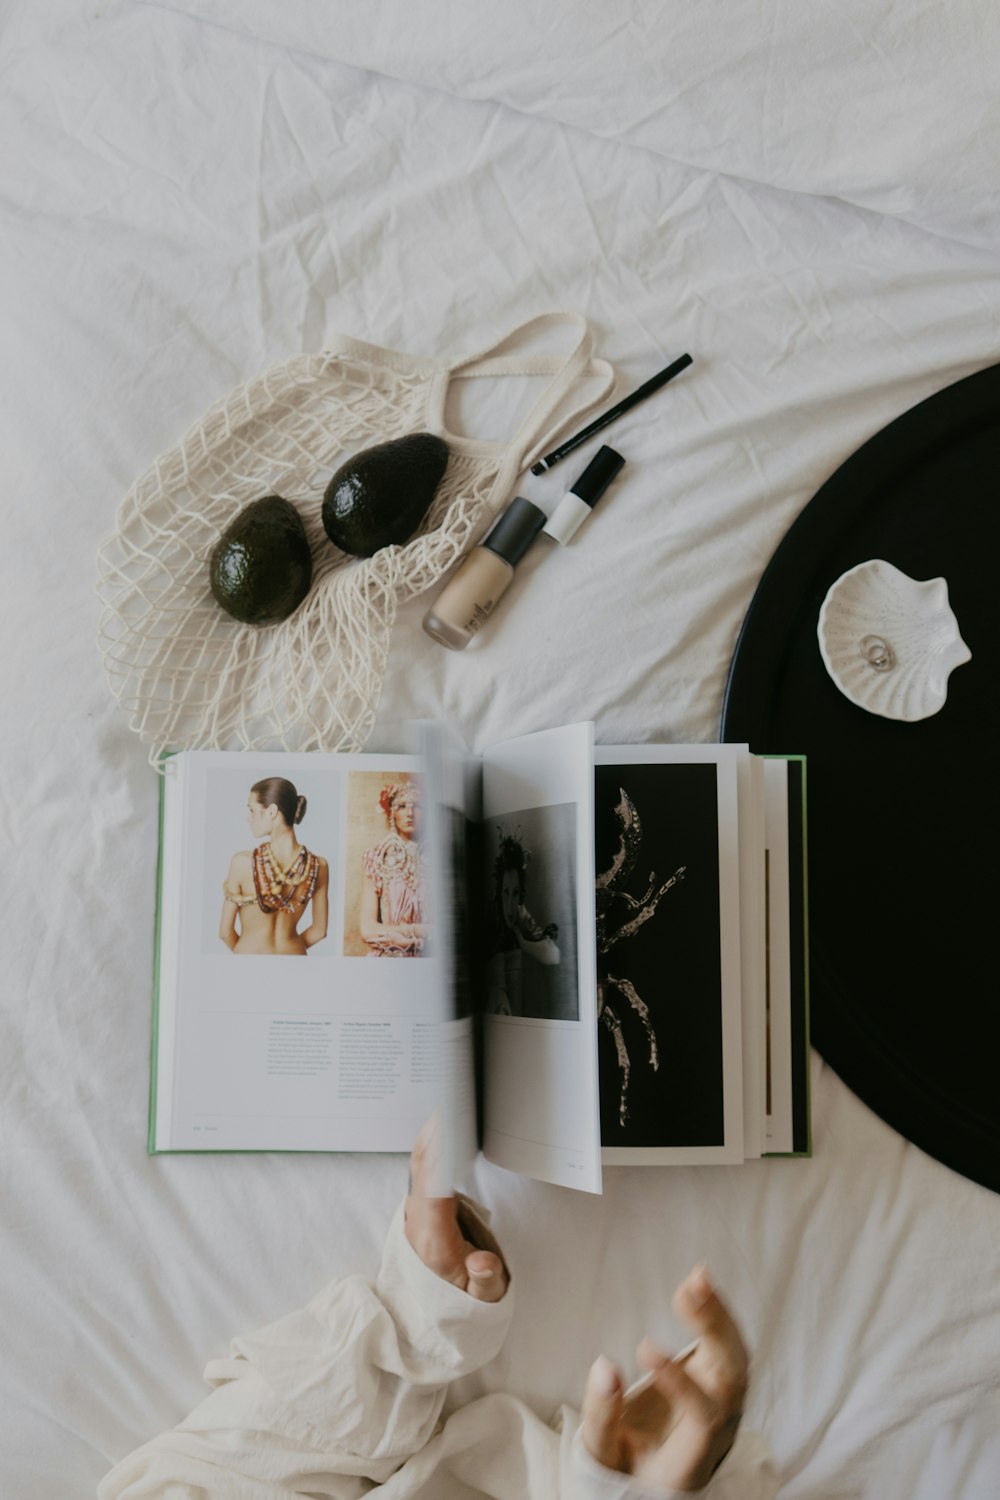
[[96, 313, 614, 765]]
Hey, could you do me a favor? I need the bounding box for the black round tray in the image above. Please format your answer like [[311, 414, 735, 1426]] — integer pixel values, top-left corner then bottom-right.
[[722, 363, 1000, 1193]]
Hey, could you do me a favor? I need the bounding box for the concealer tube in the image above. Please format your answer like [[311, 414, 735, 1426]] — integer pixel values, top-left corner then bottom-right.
[[422, 496, 546, 650], [542, 444, 625, 545]]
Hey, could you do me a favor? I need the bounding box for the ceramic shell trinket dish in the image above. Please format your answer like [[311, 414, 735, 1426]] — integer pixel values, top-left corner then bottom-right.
[[817, 559, 971, 722]]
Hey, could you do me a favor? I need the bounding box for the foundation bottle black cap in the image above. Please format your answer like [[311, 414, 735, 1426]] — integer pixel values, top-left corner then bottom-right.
[[571, 444, 625, 505], [481, 496, 547, 566]]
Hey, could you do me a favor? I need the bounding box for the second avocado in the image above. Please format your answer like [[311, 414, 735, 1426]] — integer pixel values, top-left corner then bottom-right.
[[322, 432, 449, 557]]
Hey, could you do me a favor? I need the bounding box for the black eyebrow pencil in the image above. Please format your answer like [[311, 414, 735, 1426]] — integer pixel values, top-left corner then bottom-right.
[[530, 352, 693, 475]]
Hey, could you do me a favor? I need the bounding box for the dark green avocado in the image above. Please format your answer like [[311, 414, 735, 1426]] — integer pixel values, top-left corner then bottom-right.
[[322, 432, 449, 557], [209, 495, 313, 626]]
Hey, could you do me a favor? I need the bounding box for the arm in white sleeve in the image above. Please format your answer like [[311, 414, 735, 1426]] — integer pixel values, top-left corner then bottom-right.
[[515, 909, 560, 966], [564, 1424, 779, 1500], [98, 1197, 513, 1500], [518, 932, 561, 965]]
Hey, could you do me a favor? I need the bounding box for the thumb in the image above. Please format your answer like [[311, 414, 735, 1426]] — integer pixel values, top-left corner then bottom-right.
[[580, 1355, 626, 1472]]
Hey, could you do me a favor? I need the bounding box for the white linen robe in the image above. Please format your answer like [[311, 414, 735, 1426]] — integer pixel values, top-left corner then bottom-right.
[[98, 1199, 777, 1500]]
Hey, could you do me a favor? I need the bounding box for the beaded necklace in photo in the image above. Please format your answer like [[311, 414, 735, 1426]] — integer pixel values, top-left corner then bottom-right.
[[252, 841, 320, 915], [368, 832, 423, 893]]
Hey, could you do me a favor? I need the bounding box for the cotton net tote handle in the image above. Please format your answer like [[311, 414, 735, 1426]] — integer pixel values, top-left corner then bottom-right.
[[436, 311, 617, 484]]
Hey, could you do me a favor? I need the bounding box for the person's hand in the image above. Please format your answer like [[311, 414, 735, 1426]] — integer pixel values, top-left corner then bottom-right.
[[379, 924, 412, 945], [581, 1265, 748, 1493], [513, 905, 543, 941], [403, 1123, 508, 1302], [371, 924, 422, 951]]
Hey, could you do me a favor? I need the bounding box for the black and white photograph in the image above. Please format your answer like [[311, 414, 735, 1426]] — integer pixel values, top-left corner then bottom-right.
[[595, 763, 723, 1147], [484, 802, 579, 1021]]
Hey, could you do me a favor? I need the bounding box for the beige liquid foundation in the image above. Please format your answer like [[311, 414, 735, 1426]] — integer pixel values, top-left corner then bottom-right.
[[422, 496, 546, 650]]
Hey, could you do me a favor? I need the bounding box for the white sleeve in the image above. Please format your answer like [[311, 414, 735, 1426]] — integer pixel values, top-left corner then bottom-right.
[[97, 1198, 513, 1500], [517, 930, 561, 965], [565, 1425, 780, 1500]]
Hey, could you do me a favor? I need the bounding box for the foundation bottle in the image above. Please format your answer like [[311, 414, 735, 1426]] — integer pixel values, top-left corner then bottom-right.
[[422, 496, 547, 650]]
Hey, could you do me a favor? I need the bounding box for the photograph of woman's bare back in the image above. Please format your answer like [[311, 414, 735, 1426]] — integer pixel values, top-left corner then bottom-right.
[[342, 771, 428, 958], [217, 776, 330, 956]]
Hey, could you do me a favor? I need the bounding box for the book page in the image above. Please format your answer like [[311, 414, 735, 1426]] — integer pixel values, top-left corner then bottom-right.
[[413, 721, 478, 1194], [739, 753, 766, 1159], [762, 756, 810, 1156], [785, 758, 811, 1156], [154, 750, 449, 1153], [480, 723, 602, 1194], [594, 745, 746, 1166], [763, 758, 793, 1154]]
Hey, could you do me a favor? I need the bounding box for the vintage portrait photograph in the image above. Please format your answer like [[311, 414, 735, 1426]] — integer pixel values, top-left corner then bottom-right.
[[484, 802, 579, 1021], [595, 762, 723, 1147], [201, 769, 333, 957], [342, 771, 428, 958]]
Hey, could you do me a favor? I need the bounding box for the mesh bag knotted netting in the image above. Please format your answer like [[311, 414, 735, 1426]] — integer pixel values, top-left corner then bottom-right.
[[96, 314, 614, 766]]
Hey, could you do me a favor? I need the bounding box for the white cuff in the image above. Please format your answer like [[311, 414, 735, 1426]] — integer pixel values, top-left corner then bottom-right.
[[569, 1425, 778, 1500], [372, 1196, 513, 1383], [570, 1428, 686, 1500], [217, 1195, 513, 1453]]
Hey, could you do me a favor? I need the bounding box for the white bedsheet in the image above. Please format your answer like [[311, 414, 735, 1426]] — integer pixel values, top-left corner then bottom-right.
[[1, 3, 998, 1496]]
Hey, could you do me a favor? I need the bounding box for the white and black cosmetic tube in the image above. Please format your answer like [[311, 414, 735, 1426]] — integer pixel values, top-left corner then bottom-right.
[[542, 445, 625, 545]]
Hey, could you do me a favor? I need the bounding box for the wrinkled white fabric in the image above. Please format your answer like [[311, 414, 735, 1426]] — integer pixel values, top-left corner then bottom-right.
[[98, 1200, 777, 1500], [157, 0, 1000, 248], [3, 3, 1000, 1499]]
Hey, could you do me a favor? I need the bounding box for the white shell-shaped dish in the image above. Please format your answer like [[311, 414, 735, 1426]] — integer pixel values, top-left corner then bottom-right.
[[817, 559, 971, 722]]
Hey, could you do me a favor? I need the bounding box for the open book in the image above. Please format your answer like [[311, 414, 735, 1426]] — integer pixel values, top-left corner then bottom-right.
[[150, 724, 809, 1193]]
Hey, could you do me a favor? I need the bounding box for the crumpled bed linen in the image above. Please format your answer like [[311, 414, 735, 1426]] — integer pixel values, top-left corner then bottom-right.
[[1, 2, 999, 1497], [160, 0, 1000, 249]]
